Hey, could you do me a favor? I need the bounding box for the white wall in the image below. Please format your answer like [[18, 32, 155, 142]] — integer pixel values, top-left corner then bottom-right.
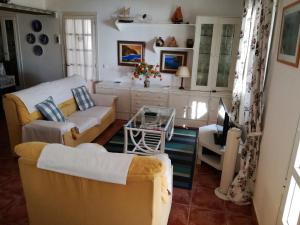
[[16, 13, 64, 87], [45, 0, 242, 87], [10, 0, 46, 9], [253, 0, 300, 224]]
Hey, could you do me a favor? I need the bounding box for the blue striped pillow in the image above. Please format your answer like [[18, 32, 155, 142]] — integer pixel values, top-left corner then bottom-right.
[[36, 96, 66, 122], [71, 86, 95, 111]]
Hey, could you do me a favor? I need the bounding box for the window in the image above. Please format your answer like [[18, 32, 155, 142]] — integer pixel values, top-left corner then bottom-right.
[[278, 118, 300, 225], [63, 14, 97, 81]]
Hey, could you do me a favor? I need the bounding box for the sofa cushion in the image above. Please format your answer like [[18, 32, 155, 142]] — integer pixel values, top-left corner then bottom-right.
[[36, 97, 66, 122], [68, 106, 111, 124], [71, 86, 95, 111], [67, 115, 98, 133]]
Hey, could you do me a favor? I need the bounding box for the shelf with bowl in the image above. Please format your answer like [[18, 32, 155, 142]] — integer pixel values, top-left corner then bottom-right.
[[114, 19, 195, 31], [152, 43, 194, 53]]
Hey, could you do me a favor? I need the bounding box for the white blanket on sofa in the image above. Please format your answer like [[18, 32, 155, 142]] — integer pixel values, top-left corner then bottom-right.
[[37, 143, 134, 185], [13, 75, 86, 113]]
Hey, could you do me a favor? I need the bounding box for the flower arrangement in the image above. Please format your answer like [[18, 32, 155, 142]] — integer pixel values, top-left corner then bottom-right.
[[132, 62, 162, 81]]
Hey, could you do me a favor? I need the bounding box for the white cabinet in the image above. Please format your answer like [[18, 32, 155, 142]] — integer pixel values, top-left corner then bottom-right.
[[96, 82, 232, 127], [190, 16, 240, 91], [131, 89, 168, 114], [169, 91, 209, 127]]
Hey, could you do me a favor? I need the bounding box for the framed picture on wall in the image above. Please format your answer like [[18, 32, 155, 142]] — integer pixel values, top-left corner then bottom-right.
[[160, 51, 187, 73], [117, 41, 145, 66], [277, 0, 300, 67]]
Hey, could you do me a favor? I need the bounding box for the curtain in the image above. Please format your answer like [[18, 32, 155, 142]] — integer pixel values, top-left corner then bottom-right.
[[228, 0, 274, 204]]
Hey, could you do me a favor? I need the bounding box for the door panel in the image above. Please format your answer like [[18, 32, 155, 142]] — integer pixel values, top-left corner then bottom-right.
[[169, 93, 189, 119], [63, 15, 97, 81]]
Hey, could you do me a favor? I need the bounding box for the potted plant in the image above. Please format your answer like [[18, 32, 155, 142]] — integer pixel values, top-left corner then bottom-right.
[[132, 62, 162, 88]]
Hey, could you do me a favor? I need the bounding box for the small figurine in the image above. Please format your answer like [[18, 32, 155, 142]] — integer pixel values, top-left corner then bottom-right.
[[156, 37, 165, 47], [171, 7, 183, 24], [167, 37, 178, 47]]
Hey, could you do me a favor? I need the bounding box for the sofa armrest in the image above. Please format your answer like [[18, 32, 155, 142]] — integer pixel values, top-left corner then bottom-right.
[[90, 94, 118, 107], [22, 120, 76, 144]]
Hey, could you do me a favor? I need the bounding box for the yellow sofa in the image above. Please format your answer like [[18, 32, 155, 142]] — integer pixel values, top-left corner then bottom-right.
[[15, 142, 172, 225], [3, 76, 116, 154]]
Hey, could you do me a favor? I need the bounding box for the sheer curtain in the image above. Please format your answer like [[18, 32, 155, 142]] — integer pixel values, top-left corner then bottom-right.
[[63, 15, 97, 82], [228, 0, 275, 204]]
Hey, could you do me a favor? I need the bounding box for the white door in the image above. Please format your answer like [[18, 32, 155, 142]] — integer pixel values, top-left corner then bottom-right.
[[212, 18, 240, 91], [277, 117, 300, 225], [191, 17, 218, 91], [63, 14, 97, 81]]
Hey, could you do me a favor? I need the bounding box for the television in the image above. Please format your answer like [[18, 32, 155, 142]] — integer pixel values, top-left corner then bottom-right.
[[214, 98, 230, 146]]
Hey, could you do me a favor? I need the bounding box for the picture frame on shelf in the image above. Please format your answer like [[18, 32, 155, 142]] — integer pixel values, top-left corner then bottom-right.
[[117, 40, 145, 66], [160, 51, 187, 73], [277, 0, 300, 67]]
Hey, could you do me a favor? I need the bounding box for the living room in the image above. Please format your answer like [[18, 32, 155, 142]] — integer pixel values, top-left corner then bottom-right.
[[0, 0, 300, 225]]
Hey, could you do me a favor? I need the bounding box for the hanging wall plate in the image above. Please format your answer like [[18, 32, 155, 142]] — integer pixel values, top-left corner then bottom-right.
[[33, 45, 43, 56], [32, 20, 42, 32], [39, 34, 49, 45], [26, 33, 36, 44]]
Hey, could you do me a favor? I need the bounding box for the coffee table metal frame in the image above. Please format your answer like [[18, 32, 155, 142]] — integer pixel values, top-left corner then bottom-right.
[[124, 105, 176, 155]]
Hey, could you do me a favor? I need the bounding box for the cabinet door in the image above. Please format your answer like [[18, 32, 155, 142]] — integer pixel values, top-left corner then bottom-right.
[[212, 19, 240, 91], [191, 17, 219, 91], [187, 95, 209, 121], [169, 93, 189, 119], [115, 89, 130, 113]]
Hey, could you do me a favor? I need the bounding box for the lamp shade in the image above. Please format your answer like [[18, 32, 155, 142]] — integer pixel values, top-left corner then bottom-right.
[[176, 66, 190, 78]]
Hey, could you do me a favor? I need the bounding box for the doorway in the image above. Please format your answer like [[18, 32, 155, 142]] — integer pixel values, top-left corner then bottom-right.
[[0, 14, 22, 87]]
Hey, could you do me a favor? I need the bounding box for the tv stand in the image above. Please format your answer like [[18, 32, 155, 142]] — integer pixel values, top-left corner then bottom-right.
[[198, 124, 225, 170]]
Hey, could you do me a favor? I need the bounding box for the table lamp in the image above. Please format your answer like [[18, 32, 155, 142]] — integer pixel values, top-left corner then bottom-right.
[[176, 66, 190, 90]]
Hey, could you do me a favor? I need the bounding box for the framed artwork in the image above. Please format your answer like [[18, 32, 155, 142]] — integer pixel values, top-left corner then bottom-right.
[[277, 0, 300, 67], [160, 51, 187, 73], [117, 41, 145, 66]]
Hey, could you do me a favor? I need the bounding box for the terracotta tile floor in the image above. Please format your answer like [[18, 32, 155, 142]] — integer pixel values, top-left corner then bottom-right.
[[0, 118, 256, 225]]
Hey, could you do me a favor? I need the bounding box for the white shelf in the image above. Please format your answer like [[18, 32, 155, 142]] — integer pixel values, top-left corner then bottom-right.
[[114, 20, 195, 31], [152, 42, 194, 53], [201, 154, 222, 170]]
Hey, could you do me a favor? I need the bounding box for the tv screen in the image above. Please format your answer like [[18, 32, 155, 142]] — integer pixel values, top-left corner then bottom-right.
[[214, 98, 230, 146]]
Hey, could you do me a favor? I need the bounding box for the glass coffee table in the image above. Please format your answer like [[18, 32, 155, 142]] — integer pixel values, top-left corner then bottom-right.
[[124, 105, 176, 155]]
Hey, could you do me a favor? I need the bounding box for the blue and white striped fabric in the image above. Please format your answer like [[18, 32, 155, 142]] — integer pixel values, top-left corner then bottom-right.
[[36, 96, 66, 122], [71, 86, 95, 111]]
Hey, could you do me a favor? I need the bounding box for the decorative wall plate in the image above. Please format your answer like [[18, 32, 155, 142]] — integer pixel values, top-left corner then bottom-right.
[[39, 34, 49, 45], [31, 20, 42, 32], [33, 45, 43, 56], [26, 33, 35, 44]]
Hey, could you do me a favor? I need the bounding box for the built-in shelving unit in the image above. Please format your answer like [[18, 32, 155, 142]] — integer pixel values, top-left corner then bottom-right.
[[152, 40, 194, 53], [114, 19, 195, 31], [0, 3, 55, 16]]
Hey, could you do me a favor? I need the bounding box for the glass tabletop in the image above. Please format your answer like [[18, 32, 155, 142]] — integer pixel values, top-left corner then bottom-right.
[[125, 106, 175, 131]]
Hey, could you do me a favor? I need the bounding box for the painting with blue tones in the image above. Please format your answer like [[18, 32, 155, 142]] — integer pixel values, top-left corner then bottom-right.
[[277, 1, 300, 67], [160, 51, 187, 73]]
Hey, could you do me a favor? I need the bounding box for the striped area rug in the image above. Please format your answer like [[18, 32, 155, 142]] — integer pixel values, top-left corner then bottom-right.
[[104, 128, 198, 189]]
